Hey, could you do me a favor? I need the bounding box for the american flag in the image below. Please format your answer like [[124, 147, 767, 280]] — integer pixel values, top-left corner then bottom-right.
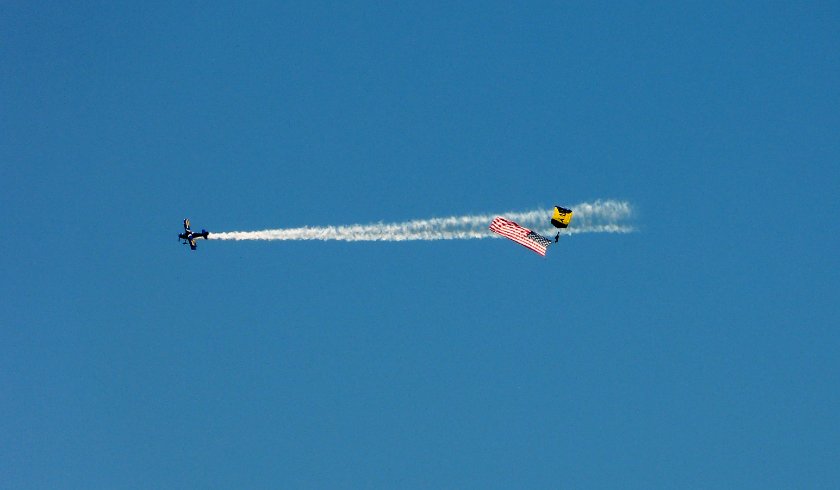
[[489, 217, 552, 256]]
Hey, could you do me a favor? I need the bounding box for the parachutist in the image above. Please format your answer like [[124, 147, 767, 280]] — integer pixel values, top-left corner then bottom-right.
[[554, 232, 560, 243]]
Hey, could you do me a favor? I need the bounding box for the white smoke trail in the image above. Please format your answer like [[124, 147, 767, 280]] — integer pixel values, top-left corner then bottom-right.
[[209, 200, 634, 242]]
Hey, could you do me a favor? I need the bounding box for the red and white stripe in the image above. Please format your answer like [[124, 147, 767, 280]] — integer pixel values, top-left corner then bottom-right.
[[488, 217, 550, 256]]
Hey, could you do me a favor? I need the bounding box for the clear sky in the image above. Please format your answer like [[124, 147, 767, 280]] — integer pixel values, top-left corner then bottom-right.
[[2, 2, 839, 488]]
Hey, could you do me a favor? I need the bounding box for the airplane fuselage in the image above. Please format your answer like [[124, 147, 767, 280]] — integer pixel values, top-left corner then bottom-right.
[[179, 219, 209, 250]]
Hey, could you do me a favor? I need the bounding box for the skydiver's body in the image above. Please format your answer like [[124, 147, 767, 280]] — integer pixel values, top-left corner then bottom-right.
[[555, 232, 560, 243]]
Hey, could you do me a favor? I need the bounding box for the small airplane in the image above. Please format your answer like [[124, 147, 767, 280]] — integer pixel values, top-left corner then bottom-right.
[[179, 218, 209, 250]]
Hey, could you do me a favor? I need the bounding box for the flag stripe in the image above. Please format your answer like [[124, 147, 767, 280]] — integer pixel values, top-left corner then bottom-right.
[[489, 217, 550, 256]]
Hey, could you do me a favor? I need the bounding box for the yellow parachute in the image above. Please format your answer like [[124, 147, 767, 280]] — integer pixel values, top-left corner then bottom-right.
[[551, 206, 573, 228]]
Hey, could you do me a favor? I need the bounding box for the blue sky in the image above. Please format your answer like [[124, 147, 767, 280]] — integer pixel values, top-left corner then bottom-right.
[[2, 2, 839, 488]]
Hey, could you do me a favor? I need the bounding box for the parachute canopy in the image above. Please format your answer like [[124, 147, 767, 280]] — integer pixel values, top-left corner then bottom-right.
[[551, 206, 573, 229]]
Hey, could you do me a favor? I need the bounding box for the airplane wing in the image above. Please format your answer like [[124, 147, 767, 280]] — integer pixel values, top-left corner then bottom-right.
[[189, 238, 197, 250], [184, 218, 191, 231]]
